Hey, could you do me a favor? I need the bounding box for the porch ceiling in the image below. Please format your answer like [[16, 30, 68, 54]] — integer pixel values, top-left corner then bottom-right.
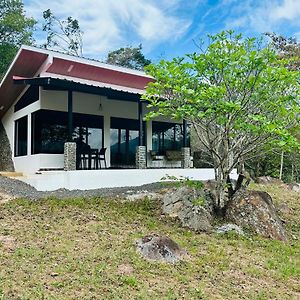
[[13, 77, 144, 102], [0, 49, 48, 118]]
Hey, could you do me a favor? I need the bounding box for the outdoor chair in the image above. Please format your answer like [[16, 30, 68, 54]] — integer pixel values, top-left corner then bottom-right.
[[76, 141, 91, 170], [97, 147, 107, 169]]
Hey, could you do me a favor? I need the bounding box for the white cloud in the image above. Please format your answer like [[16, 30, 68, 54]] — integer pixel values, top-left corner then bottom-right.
[[270, 0, 300, 21], [202, 0, 300, 37], [24, 0, 191, 58]]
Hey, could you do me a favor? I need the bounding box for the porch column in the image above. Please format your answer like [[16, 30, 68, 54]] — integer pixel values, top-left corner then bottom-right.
[[138, 100, 144, 146], [181, 119, 191, 168], [136, 100, 146, 169], [64, 142, 77, 171], [27, 113, 32, 155], [182, 119, 187, 147], [64, 90, 76, 171], [67, 90, 73, 141], [181, 147, 191, 169], [103, 114, 111, 168]]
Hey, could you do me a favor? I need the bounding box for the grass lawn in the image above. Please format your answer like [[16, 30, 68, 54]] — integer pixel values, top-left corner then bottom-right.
[[0, 184, 299, 299]]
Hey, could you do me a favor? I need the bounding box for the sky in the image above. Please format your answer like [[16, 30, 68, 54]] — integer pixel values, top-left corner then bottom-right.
[[23, 0, 300, 63]]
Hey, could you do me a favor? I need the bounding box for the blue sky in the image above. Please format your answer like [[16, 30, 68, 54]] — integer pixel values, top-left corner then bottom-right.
[[23, 0, 300, 63]]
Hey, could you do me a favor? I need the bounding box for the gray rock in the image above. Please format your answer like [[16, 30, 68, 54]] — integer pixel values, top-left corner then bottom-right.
[[162, 186, 214, 232], [286, 183, 300, 193], [136, 234, 187, 263], [256, 176, 282, 185], [226, 189, 287, 240], [215, 223, 245, 236], [125, 192, 162, 202], [0, 122, 14, 172]]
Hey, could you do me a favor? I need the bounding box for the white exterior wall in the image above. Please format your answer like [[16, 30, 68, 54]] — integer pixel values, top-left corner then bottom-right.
[[18, 169, 238, 191], [2, 88, 42, 173], [2, 88, 182, 174]]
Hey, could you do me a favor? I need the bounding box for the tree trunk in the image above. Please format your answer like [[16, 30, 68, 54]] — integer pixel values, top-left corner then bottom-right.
[[214, 167, 228, 215], [279, 151, 284, 181]]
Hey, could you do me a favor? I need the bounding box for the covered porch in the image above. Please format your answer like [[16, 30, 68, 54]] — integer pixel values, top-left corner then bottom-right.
[[13, 77, 191, 173]]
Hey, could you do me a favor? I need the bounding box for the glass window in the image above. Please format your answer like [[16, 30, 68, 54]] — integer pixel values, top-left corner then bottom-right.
[[152, 121, 190, 154], [14, 86, 39, 112], [32, 109, 103, 154], [32, 110, 68, 154], [15, 116, 28, 156]]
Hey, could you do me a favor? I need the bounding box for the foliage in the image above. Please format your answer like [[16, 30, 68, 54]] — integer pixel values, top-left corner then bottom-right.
[[106, 44, 151, 70], [42, 9, 83, 56], [143, 31, 300, 209], [160, 174, 204, 189], [266, 32, 300, 70], [0, 0, 36, 77], [249, 32, 300, 182]]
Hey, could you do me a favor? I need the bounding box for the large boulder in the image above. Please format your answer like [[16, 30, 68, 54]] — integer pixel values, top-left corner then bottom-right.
[[162, 186, 214, 232], [0, 122, 14, 172], [226, 189, 287, 240], [136, 234, 187, 263]]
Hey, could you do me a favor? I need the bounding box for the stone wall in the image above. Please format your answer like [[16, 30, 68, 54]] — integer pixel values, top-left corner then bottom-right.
[[0, 121, 14, 172]]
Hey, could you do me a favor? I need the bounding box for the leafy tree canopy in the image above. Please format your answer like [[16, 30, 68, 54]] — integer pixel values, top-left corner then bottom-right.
[[266, 32, 300, 70], [42, 9, 83, 57], [0, 0, 36, 77], [143, 31, 300, 210], [106, 44, 151, 70]]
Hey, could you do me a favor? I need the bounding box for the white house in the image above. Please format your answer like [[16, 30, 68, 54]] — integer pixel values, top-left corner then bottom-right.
[[0, 46, 191, 175]]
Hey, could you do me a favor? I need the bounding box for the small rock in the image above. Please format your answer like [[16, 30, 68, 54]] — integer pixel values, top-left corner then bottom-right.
[[286, 183, 300, 193], [125, 192, 162, 202], [215, 224, 245, 236], [256, 176, 282, 185], [136, 234, 187, 263]]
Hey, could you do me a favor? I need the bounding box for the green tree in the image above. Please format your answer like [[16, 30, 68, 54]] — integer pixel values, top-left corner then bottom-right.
[[0, 0, 36, 77], [106, 44, 151, 70], [266, 32, 300, 70], [143, 31, 300, 212], [42, 9, 83, 56]]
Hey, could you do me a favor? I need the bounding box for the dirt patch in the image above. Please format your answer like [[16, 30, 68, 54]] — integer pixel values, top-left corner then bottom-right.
[[117, 264, 135, 275], [0, 192, 14, 204], [0, 235, 16, 252]]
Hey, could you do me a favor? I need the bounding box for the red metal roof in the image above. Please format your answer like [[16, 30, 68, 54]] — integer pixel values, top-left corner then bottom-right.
[[46, 57, 152, 90], [0, 46, 153, 119], [0, 49, 48, 118]]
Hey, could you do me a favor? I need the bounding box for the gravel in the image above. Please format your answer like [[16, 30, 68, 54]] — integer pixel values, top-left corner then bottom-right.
[[0, 175, 164, 200]]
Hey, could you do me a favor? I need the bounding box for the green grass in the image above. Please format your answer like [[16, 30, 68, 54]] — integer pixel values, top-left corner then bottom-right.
[[0, 185, 299, 299]]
